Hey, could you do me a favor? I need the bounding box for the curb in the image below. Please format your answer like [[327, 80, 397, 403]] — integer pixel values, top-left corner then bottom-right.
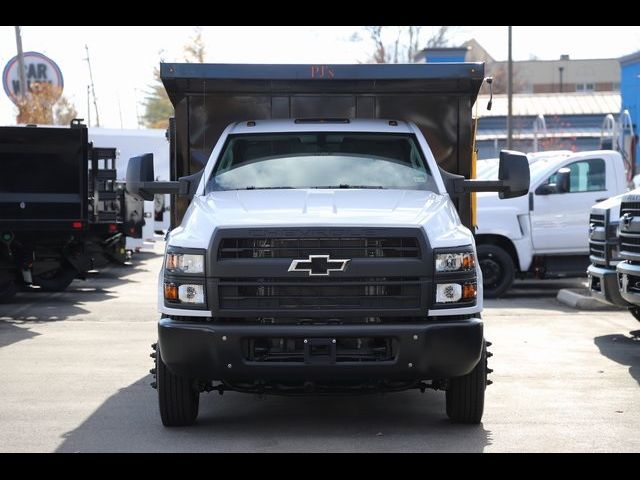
[[556, 288, 624, 310]]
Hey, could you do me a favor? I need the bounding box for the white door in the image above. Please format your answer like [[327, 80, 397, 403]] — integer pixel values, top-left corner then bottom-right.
[[531, 158, 609, 252]]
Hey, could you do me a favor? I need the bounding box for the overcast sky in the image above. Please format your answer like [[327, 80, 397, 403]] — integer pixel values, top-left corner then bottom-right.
[[1, 26, 639, 129]]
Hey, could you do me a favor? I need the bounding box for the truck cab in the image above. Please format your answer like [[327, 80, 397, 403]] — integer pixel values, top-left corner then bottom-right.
[[476, 150, 627, 297], [126, 63, 529, 426]]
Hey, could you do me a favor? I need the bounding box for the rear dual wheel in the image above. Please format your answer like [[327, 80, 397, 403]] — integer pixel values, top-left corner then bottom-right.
[[32, 263, 77, 292]]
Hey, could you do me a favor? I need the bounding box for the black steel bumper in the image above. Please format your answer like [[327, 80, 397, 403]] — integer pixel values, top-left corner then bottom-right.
[[588, 264, 630, 308], [158, 317, 483, 382], [616, 261, 640, 305]]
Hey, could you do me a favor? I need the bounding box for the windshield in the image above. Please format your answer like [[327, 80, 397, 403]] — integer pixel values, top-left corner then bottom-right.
[[206, 132, 437, 192]]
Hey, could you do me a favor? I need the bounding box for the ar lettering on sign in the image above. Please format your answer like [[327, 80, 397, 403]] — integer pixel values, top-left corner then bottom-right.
[[12, 63, 52, 95], [310, 65, 335, 79]]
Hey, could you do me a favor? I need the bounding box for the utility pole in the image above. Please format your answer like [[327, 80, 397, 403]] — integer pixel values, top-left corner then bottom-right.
[[507, 26, 513, 150], [84, 44, 100, 127], [14, 26, 28, 101]]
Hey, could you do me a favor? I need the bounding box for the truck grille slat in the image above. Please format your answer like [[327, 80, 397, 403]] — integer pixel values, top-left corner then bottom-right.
[[219, 237, 420, 259], [589, 213, 607, 263], [218, 276, 421, 310], [620, 201, 640, 216]]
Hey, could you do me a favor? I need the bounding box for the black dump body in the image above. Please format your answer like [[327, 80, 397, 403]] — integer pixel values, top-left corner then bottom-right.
[[0, 124, 88, 230], [0, 123, 132, 295], [161, 62, 484, 228]]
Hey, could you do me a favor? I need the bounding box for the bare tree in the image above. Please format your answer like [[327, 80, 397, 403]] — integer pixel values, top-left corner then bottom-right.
[[360, 26, 454, 63], [485, 62, 524, 94], [366, 26, 387, 63], [53, 95, 78, 125], [144, 27, 208, 129], [184, 26, 206, 63], [426, 26, 451, 48]]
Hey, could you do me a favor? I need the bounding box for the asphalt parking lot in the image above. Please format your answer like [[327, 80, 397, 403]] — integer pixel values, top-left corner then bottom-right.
[[0, 241, 638, 452]]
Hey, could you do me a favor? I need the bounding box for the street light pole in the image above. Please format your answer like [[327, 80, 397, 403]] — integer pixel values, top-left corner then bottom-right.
[[14, 26, 28, 101], [507, 26, 513, 150]]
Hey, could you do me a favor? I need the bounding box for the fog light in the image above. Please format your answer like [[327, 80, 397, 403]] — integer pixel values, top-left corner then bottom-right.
[[436, 283, 462, 303], [178, 284, 205, 304], [164, 283, 178, 302]]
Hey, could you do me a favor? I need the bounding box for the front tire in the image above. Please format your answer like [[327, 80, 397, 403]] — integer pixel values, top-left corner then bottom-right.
[[157, 347, 199, 427], [477, 244, 514, 298], [446, 340, 487, 424]]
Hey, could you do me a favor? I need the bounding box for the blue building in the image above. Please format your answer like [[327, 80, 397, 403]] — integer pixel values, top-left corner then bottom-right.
[[414, 47, 468, 64], [620, 51, 640, 166]]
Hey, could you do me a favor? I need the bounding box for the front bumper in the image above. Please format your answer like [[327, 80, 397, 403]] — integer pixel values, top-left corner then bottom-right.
[[158, 317, 483, 382], [616, 261, 640, 305], [588, 264, 630, 307]]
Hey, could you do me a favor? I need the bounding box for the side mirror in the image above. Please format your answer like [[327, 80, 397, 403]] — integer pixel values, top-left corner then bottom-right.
[[126, 153, 192, 201], [444, 149, 531, 199], [555, 167, 571, 194], [126, 154, 156, 201], [535, 183, 557, 195], [497, 150, 530, 199]]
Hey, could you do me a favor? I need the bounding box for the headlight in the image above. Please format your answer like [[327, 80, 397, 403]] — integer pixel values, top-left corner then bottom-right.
[[433, 247, 477, 307], [165, 252, 205, 274], [435, 252, 475, 272]]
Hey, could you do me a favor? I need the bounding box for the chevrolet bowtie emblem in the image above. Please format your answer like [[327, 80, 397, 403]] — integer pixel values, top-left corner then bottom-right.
[[288, 255, 350, 276]]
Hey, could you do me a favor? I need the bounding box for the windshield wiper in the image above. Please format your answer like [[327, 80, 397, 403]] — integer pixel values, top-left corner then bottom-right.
[[311, 185, 385, 189], [243, 186, 294, 190]]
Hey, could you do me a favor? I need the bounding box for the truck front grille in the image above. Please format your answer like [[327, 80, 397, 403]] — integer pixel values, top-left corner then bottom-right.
[[589, 213, 605, 228], [620, 201, 640, 217], [218, 237, 420, 259], [218, 277, 421, 311], [620, 232, 640, 256], [619, 202, 640, 261], [589, 213, 606, 263]]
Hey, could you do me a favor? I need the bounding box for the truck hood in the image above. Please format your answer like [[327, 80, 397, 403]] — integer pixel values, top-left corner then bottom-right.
[[168, 189, 473, 249]]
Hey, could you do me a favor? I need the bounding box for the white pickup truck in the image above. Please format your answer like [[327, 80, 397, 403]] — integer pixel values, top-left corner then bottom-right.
[[125, 63, 530, 427], [476, 150, 627, 297]]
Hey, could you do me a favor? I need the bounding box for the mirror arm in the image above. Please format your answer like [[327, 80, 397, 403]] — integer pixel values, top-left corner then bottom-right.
[[454, 179, 507, 194], [139, 181, 186, 196]]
